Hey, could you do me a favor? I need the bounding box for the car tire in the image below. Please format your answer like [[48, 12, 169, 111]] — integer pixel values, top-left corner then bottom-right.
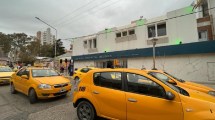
[[77, 101, 96, 120], [10, 83, 17, 94], [29, 89, 37, 104]]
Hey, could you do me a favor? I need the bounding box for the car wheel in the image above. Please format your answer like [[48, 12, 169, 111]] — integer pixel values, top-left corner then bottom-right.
[[77, 101, 96, 120], [10, 83, 17, 94], [29, 89, 37, 104]]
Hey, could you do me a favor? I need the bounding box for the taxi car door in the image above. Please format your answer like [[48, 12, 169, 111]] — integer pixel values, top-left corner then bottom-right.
[[19, 69, 30, 95], [91, 72, 126, 120], [13, 69, 25, 92], [125, 73, 183, 120]]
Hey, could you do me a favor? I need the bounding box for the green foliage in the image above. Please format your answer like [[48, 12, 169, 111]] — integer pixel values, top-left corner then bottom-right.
[[0, 32, 66, 63], [56, 39, 66, 56], [0, 32, 13, 54]]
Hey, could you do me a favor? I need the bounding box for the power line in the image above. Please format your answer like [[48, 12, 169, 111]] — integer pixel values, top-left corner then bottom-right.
[[52, 0, 98, 25], [57, 0, 116, 27], [61, 6, 215, 41], [59, 0, 121, 28]]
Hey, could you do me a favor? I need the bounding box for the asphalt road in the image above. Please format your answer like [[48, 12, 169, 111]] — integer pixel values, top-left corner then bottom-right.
[[0, 83, 78, 120]]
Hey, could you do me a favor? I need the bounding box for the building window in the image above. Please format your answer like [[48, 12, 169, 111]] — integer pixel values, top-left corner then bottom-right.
[[93, 39, 97, 48], [157, 23, 166, 36], [148, 25, 156, 38], [83, 40, 87, 45], [122, 31, 127, 36], [198, 30, 208, 41], [116, 32, 121, 37], [89, 40, 92, 48], [129, 29, 135, 35], [148, 22, 166, 38], [202, 1, 209, 17]]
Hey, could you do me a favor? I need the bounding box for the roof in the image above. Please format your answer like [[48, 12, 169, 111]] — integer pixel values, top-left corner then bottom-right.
[[56, 52, 73, 60]]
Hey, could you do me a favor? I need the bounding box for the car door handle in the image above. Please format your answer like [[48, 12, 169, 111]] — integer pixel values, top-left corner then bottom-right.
[[93, 91, 100, 94], [128, 98, 137, 102]]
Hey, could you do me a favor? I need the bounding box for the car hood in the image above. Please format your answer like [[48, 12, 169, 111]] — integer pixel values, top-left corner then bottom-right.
[[0, 72, 14, 77], [34, 76, 70, 85], [184, 88, 215, 103], [184, 81, 214, 91]]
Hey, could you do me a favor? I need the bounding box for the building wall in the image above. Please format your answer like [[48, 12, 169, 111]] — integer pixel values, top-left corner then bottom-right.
[[74, 61, 95, 69], [128, 53, 215, 84], [73, 6, 199, 56], [167, 7, 199, 44]]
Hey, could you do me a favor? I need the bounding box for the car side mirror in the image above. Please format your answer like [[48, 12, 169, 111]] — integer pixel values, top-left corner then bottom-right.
[[21, 75, 28, 79], [166, 91, 175, 100], [168, 79, 177, 85], [75, 68, 78, 71]]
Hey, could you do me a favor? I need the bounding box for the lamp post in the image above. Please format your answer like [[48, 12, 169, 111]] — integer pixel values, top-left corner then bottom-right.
[[152, 38, 158, 70], [35, 17, 57, 58]]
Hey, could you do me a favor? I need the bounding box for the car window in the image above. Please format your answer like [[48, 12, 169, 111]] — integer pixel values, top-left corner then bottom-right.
[[22, 69, 30, 77], [0, 67, 13, 72], [80, 68, 91, 73], [94, 72, 122, 90], [16, 69, 26, 76], [149, 72, 170, 82], [127, 73, 166, 98], [32, 69, 59, 77]]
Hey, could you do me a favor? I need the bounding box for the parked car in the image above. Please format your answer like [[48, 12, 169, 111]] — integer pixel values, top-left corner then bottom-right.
[[72, 67, 98, 81], [145, 70, 215, 97], [10, 67, 72, 104], [73, 68, 215, 120], [0, 66, 14, 84]]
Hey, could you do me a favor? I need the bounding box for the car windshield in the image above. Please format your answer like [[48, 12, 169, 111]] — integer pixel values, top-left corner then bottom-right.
[[32, 69, 60, 77], [148, 72, 171, 82], [0, 67, 13, 72], [164, 72, 185, 83], [148, 73, 180, 93]]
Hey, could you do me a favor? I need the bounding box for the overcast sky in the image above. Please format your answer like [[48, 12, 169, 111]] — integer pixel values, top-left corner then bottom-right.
[[0, 0, 194, 49]]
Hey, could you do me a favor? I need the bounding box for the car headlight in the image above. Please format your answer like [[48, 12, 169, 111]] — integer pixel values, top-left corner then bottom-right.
[[208, 91, 215, 96], [38, 84, 51, 89]]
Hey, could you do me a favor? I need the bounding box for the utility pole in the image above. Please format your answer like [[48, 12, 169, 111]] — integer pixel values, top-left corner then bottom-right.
[[152, 38, 158, 70]]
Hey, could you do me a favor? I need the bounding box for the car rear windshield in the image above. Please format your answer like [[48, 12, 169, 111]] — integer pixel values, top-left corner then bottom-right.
[[0, 67, 13, 72], [32, 69, 60, 77]]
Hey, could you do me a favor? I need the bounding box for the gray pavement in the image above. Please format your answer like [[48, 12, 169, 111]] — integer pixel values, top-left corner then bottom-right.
[[0, 81, 78, 120]]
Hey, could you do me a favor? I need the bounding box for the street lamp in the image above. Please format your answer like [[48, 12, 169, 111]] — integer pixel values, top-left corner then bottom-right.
[[152, 38, 158, 70], [35, 17, 57, 58]]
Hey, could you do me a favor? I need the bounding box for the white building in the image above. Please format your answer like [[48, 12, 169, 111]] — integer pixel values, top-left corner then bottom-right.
[[72, 4, 215, 86], [40, 28, 55, 45]]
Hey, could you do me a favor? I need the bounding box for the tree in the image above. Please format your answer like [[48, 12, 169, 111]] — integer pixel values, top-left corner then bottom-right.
[[0, 32, 13, 55], [56, 39, 65, 56], [40, 44, 54, 57]]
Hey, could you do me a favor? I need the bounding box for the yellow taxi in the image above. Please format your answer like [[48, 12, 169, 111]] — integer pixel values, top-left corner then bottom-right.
[[73, 67, 98, 81], [145, 70, 215, 97], [0, 66, 14, 84], [73, 68, 215, 120], [10, 67, 72, 104]]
